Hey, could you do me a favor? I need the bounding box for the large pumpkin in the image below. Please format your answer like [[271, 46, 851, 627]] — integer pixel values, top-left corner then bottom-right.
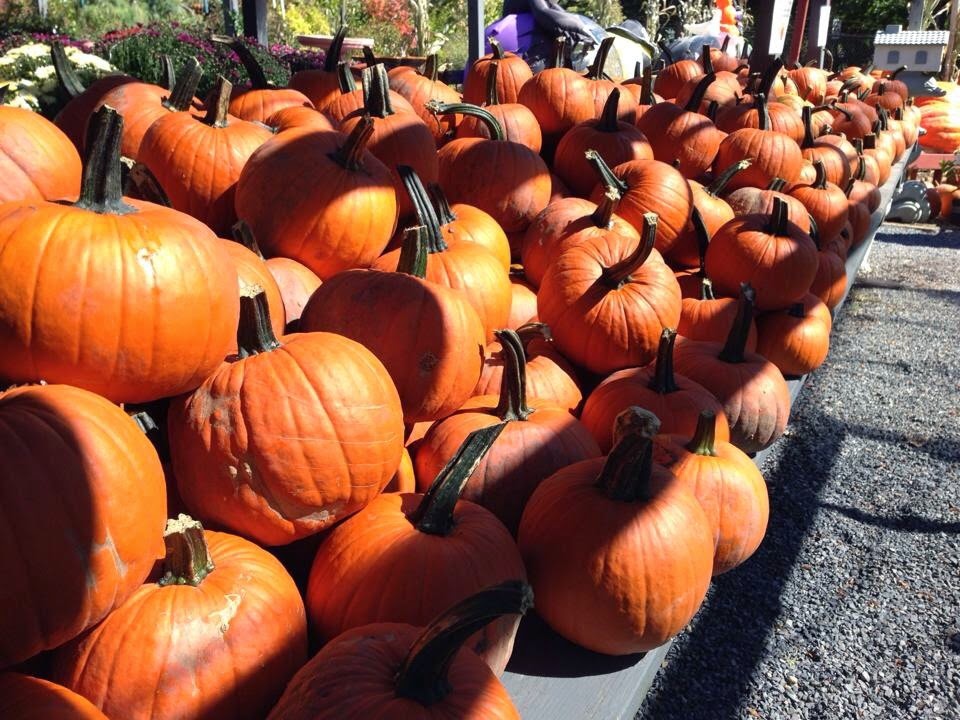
[[0, 673, 107, 719], [168, 290, 404, 545], [306, 426, 527, 675], [0, 383, 167, 667], [388, 54, 463, 145], [0, 107, 238, 403], [50, 516, 306, 719], [463, 38, 533, 106], [456, 59, 543, 153], [518, 408, 714, 654], [269, 582, 531, 720], [0, 105, 81, 204]]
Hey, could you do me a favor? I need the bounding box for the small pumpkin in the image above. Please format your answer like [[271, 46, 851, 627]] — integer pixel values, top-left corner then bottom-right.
[[654, 43, 704, 99], [463, 38, 534, 106], [288, 27, 351, 110], [755, 293, 832, 377], [789, 159, 850, 240], [0, 673, 108, 719], [0, 105, 81, 204], [217, 36, 313, 122], [389, 54, 464, 145], [456, 59, 542, 152]]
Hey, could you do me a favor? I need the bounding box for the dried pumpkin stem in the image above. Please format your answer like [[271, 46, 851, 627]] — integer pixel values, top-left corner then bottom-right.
[[515, 321, 552, 348], [490, 38, 505, 60], [158, 514, 215, 587], [162, 57, 202, 112], [755, 93, 771, 132], [718, 283, 755, 364], [812, 159, 828, 189], [591, 183, 621, 228], [585, 149, 629, 196], [758, 57, 785, 98], [686, 410, 718, 456], [685, 72, 716, 113], [362, 63, 394, 118], [493, 329, 534, 422], [422, 54, 440, 82], [427, 183, 458, 226], [649, 328, 679, 394], [332, 115, 374, 170], [602, 213, 658, 288], [801, 105, 816, 148], [691, 207, 711, 278], [203, 76, 233, 128], [767, 197, 790, 236], [76, 107, 136, 215], [395, 581, 533, 705], [324, 26, 348, 72], [336, 61, 356, 93], [595, 407, 661, 502], [236, 290, 281, 357], [214, 36, 270, 89], [399, 166, 447, 253], [708, 159, 752, 196], [701, 44, 714, 74], [408, 423, 506, 536], [699, 277, 716, 300], [231, 221, 265, 258], [50, 40, 85, 98], [427, 102, 504, 141], [161, 55, 177, 91]]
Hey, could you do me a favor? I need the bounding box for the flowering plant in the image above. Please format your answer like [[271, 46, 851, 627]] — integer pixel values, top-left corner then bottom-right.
[[0, 41, 115, 114]]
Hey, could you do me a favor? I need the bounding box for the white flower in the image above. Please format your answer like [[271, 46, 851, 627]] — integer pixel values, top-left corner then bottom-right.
[[39, 78, 58, 95], [72, 53, 114, 72], [11, 44, 51, 59], [7, 93, 39, 111], [33, 65, 56, 81], [0, 56, 16, 67]]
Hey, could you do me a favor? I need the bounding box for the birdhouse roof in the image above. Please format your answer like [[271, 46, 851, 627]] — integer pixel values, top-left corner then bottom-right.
[[873, 30, 949, 46]]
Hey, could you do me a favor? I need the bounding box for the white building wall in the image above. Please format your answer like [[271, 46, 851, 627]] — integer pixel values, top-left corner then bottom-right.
[[873, 44, 944, 72]]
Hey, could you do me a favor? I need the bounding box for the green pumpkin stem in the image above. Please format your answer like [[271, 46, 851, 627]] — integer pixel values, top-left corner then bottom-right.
[[490, 38, 506, 60], [161, 57, 201, 112], [591, 181, 622, 228], [597, 88, 622, 132], [767, 176, 788, 192], [408, 423, 507, 536], [161, 55, 177, 91], [427, 183, 458, 226], [236, 290, 281, 357], [811, 159, 828, 189], [707, 160, 752, 196], [595, 407, 662, 502], [686, 410, 718, 456], [75, 107, 136, 215], [324, 26, 348, 72], [515, 321, 552, 348], [649, 328, 679, 394], [758, 57, 785, 97], [395, 581, 533, 705], [203, 77, 233, 128], [684, 72, 716, 113], [50, 40, 85, 98], [214, 35, 270, 89], [231, 220, 265, 258], [336, 61, 356, 93], [399, 166, 447, 253], [701, 44, 715, 75], [586, 36, 615, 80], [397, 226, 430, 278], [362, 63, 394, 118], [690, 206, 711, 278], [493, 329, 534, 422], [718, 283, 756, 364], [158, 514, 215, 587], [484, 60, 501, 106], [332, 115, 374, 170], [427, 101, 504, 141], [755, 93, 771, 131], [801, 105, 816, 148], [585, 149, 629, 196], [602, 213, 658, 288], [768, 196, 790, 235]]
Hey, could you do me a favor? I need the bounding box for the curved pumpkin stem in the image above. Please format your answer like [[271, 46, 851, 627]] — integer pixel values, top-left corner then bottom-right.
[[515, 321, 553, 348], [595, 407, 661, 502], [591, 179, 622, 228], [395, 581, 533, 705], [758, 56, 785, 98], [484, 60, 501, 106], [231, 220, 265, 258], [421, 54, 440, 82], [332, 114, 375, 170], [407, 423, 506, 536], [597, 88, 622, 132], [585, 149, 629, 196], [718, 283, 755, 364], [700, 44, 715, 74], [890, 65, 907, 80], [638, 64, 655, 106], [602, 213, 658, 288], [427, 101, 504, 141], [811, 159, 828, 190], [76, 107, 136, 215], [490, 38, 506, 60], [203, 76, 233, 128], [586, 36, 615, 81], [649, 328, 679, 394], [699, 277, 716, 300], [324, 26, 349, 72], [801, 105, 816, 148], [237, 289, 281, 357], [397, 226, 430, 279], [691, 206, 711, 279], [214, 35, 271, 89], [399, 166, 446, 253], [50, 40, 85, 99], [362, 63, 395, 118], [158, 515, 215, 587], [767, 196, 790, 235], [427, 183, 458, 226], [707, 159, 752, 197], [493, 329, 534, 422], [755, 93, 771, 131], [767, 176, 788, 192], [686, 410, 718, 456], [161, 57, 202, 112], [337, 61, 356, 93], [685, 73, 717, 113]]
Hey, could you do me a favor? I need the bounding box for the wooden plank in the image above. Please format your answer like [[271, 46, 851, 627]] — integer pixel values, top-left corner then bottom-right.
[[241, 0, 268, 46], [502, 149, 913, 719], [467, 0, 485, 66]]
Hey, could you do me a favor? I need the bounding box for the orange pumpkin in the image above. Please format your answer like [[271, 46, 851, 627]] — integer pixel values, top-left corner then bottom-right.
[[288, 27, 350, 110], [389, 54, 463, 145], [0, 673, 108, 719], [220, 37, 313, 122], [463, 38, 534, 106], [714, 96, 804, 190], [0, 106, 81, 204], [456, 60, 543, 152], [755, 293, 832, 376]]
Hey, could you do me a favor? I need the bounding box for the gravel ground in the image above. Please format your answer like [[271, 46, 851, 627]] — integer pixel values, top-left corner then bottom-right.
[[638, 223, 960, 720]]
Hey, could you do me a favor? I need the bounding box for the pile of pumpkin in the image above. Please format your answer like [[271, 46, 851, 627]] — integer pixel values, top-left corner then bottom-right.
[[0, 30, 915, 719]]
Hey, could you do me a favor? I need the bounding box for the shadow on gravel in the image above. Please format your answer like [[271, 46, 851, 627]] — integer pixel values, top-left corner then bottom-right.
[[820, 503, 960, 534], [873, 228, 960, 249], [640, 408, 848, 720]]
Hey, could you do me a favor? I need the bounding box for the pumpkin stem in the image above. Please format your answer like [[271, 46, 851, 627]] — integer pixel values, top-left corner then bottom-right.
[[808, 213, 821, 248], [602, 213, 658, 288], [236, 289, 281, 357], [787, 302, 806, 319], [203, 76, 233, 128], [686, 410, 718, 456], [395, 581, 533, 705], [336, 61, 356, 93], [639, 64, 655, 105], [767, 196, 790, 235], [767, 176, 787, 192], [427, 101, 504, 141], [658, 41, 675, 65], [585, 149, 628, 196], [123, 161, 170, 206], [707, 159, 752, 196], [890, 65, 906, 80], [721, 36, 731, 53], [408, 424, 506, 536], [801, 105, 816, 148], [397, 225, 430, 278], [552, 37, 567, 69], [718, 283, 755, 364], [758, 57, 785, 98], [158, 514, 215, 587], [484, 60, 501, 106], [595, 407, 662, 502], [75, 107, 136, 215], [130, 409, 159, 435], [755, 93, 770, 131], [515, 321, 552, 348], [490, 38, 506, 60], [422, 54, 440, 82], [231, 220, 265, 258], [362, 46, 377, 67], [332, 114, 374, 170], [701, 44, 714, 75], [684, 73, 716, 113], [586, 36, 615, 81], [591, 179, 622, 228], [706, 100, 720, 122], [324, 26, 348, 73], [362, 63, 394, 118], [161, 57, 202, 112], [427, 183, 458, 226], [649, 328, 679, 394], [161, 55, 177, 90], [699, 276, 716, 300], [811, 159, 828, 189], [691, 206, 711, 278], [597, 88, 622, 132], [399, 166, 447, 253], [493, 329, 534, 422], [863, 133, 877, 151], [50, 40, 85, 99], [214, 36, 270, 89]]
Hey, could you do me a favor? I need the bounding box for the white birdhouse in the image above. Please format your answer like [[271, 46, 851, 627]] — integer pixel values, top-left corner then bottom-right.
[[872, 25, 949, 73]]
